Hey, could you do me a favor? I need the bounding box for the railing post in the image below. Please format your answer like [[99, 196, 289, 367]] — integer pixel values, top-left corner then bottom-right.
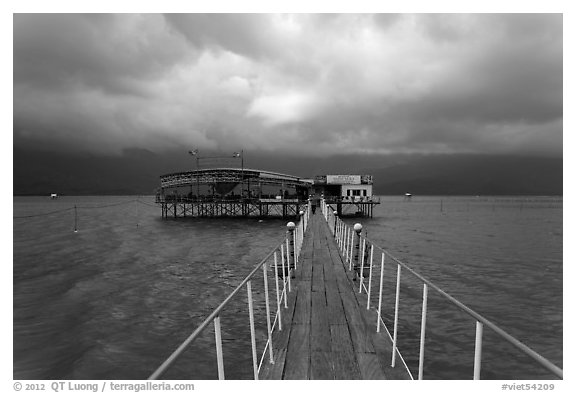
[[339, 221, 344, 252], [281, 244, 288, 308], [347, 226, 353, 269], [247, 281, 258, 380], [343, 225, 348, 256], [299, 210, 305, 261], [344, 223, 348, 260], [474, 321, 484, 380], [392, 264, 401, 368], [359, 237, 366, 293], [353, 223, 362, 275], [287, 222, 295, 283], [367, 244, 374, 309], [214, 316, 225, 380], [333, 212, 338, 236], [273, 252, 282, 331], [418, 283, 428, 380], [262, 264, 274, 364], [377, 252, 385, 332]]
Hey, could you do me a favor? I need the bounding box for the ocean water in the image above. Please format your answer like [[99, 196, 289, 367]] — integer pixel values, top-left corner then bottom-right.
[[13, 195, 562, 380], [342, 196, 563, 380]]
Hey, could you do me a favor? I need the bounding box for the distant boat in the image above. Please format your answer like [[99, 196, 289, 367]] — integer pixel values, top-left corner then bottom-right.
[[405, 193, 412, 198], [50, 193, 58, 199]]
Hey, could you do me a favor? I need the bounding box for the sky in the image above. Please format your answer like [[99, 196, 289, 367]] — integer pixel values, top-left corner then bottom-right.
[[13, 13, 563, 159]]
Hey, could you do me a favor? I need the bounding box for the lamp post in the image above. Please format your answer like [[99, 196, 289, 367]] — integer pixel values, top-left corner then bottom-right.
[[188, 149, 200, 199], [233, 150, 245, 199]]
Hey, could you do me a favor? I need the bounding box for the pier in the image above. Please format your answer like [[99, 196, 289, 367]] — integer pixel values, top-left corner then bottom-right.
[[258, 211, 410, 379], [156, 168, 381, 218], [149, 199, 563, 380], [156, 168, 312, 218]]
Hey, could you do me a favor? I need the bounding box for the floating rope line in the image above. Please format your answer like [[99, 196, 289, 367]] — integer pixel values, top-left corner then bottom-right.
[[13, 198, 155, 219], [13, 206, 75, 219], [76, 199, 137, 209]]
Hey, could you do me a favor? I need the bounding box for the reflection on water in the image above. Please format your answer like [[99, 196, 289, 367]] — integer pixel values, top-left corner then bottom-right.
[[13, 196, 562, 379]]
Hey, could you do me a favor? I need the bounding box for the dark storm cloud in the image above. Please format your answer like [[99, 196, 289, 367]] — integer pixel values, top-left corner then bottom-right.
[[164, 14, 280, 60], [14, 14, 191, 94], [13, 13, 562, 156]]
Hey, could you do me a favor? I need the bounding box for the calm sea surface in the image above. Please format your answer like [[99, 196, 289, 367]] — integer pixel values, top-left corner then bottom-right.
[[13, 195, 562, 380]]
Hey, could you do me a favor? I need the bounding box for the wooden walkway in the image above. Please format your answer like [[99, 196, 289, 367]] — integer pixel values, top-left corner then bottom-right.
[[260, 213, 412, 380]]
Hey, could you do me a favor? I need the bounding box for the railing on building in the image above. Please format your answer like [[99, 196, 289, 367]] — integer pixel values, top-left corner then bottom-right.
[[148, 203, 311, 380], [157, 195, 306, 203], [320, 199, 563, 380], [322, 195, 381, 204]]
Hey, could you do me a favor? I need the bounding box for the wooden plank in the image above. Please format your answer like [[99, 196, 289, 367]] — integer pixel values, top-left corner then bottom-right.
[[338, 279, 366, 327], [322, 259, 337, 282], [310, 351, 335, 380], [311, 264, 325, 293], [330, 325, 354, 353], [293, 284, 311, 324], [313, 236, 324, 251], [259, 348, 287, 380], [311, 322, 331, 353], [273, 288, 298, 350], [348, 321, 375, 353], [311, 290, 327, 325], [301, 250, 313, 281], [325, 280, 346, 325], [284, 324, 310, 380], [332, 348, 362, 380], [356, 352, 387, 380], [311, 291, 330, 352]]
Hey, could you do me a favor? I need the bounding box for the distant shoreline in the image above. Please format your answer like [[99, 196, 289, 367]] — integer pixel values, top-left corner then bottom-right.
[[13, 193, 563, 197]]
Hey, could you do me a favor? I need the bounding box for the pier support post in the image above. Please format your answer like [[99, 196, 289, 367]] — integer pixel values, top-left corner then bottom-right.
[[353, 223, 362, 280]]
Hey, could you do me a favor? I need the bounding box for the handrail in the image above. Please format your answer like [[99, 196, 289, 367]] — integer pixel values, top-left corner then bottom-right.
[[321, 199, 562, 380], [373, 242, 563, 378], [149, 201, 311, 380], [148, 242, 280, 380]]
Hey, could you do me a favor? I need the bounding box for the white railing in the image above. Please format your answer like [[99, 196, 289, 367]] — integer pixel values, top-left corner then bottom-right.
[[149, 202, 310, 380], [320, 199, 563, 380]]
